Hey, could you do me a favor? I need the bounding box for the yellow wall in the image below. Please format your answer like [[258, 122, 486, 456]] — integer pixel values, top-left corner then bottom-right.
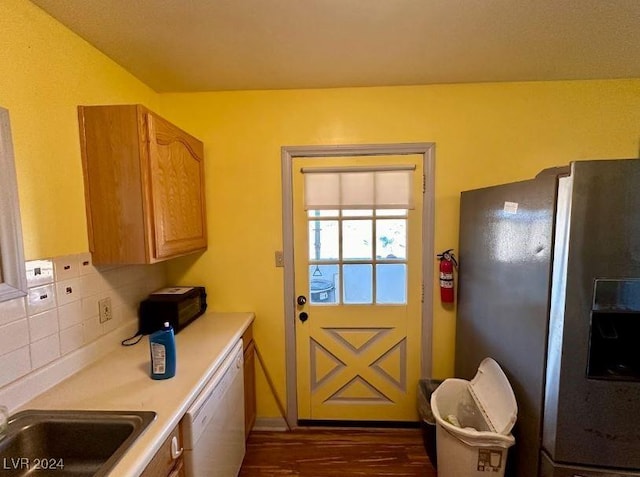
[[3, 0, 640, 420], [159, 82, 640, 417], [0, 0, 158, 259]]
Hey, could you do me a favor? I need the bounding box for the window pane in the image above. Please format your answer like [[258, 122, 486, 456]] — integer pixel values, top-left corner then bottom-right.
[[309, 265, 339, 304], [342, 220, 372, 260], [308, 210, 339, 217], [342, 209, 373, 217], [308, 220, 338, 260], [376, 219, 407, 260], [376, 209, 407, 217], [376, 264, 407, 304], [343, 264, 372, 304]]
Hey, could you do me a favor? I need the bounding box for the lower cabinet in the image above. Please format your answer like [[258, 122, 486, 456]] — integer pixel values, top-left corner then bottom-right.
[[139, 325, 255, 474], [140, 423, 185, 477], [243, 325, 256, 439]]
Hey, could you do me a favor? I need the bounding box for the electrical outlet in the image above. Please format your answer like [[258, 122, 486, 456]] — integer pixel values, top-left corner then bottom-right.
[[98, 297, 112, 323]]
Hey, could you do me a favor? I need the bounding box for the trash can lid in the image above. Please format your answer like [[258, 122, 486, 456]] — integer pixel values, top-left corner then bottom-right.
[[469, 358, 518, 435], [310, 279, 334, 292]]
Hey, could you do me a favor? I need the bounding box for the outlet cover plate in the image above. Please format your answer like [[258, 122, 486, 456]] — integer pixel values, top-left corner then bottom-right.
[[98, 297, 112, 323]]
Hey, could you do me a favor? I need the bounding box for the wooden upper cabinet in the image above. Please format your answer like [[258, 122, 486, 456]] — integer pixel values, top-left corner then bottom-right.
[[78, 105, 207, 265]]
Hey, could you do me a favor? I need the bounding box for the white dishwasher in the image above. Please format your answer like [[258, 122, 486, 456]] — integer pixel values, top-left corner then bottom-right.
[[183, 340, 245, 477]]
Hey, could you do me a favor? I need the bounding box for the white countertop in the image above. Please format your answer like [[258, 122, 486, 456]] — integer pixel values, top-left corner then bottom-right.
[[20, 311, 255, 476]]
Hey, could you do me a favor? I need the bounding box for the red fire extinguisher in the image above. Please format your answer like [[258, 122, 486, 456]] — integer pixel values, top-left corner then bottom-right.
[[437, 249, 458, 303]]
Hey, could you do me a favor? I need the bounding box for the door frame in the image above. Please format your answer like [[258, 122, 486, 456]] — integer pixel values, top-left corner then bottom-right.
[[281, 143, 435, 426]]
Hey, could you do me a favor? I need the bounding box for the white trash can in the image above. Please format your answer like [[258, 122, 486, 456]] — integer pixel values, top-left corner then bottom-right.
[[430, 358, 517, 477]]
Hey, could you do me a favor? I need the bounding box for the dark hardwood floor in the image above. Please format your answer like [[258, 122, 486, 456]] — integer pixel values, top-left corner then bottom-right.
[[239, 428, 436, 476]]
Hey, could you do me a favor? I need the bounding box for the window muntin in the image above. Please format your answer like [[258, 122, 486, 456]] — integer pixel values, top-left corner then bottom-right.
[[307, 209, 408, 305]]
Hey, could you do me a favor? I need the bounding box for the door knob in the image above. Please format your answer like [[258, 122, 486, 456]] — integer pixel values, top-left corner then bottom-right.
[[297, 295, 307, 306], [299, 312, 309, 323]]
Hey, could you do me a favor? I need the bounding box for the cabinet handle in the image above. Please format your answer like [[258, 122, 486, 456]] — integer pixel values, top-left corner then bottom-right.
[[171, 435, 183, 460]]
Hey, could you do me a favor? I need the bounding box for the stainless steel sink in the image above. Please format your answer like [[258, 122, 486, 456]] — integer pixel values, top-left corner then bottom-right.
[[0, 409, 156, 476]]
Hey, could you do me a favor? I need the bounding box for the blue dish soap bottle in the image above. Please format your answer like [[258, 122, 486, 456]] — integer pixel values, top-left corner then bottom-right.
[[149, 322, 176, 380]]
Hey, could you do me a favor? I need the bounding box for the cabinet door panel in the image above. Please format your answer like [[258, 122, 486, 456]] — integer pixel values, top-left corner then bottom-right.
[[147, 112, 207, 259], [79, 105, 148, 264]]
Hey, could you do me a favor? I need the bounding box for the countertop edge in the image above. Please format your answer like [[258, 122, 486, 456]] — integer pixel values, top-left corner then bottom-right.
[[18, 311, 255, 477]]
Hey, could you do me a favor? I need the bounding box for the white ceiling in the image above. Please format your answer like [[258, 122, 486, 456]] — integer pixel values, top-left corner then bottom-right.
[[30, 0, 640, 93]]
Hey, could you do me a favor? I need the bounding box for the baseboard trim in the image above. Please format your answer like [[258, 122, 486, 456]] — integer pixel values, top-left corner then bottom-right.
[[297, 419, 420, 429], [253, 417, 289, 431]]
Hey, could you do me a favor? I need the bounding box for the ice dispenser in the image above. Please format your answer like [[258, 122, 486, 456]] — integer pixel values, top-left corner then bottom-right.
[[587, 279, 640, 381]]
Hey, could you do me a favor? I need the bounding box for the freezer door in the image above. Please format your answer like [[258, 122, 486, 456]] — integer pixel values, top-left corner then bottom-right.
[[543, 159, 640, 470], [457, 173, 558, 477]]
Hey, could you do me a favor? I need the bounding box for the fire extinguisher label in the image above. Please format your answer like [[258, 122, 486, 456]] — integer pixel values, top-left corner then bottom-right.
[[440, 272, 453, 288]]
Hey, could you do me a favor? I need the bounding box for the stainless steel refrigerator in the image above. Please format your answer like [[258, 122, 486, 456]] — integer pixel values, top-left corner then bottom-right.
[[456, 159, 640, 477]]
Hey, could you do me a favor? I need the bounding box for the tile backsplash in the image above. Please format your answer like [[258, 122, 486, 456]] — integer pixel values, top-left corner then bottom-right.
[[0, 252, 167, 399]]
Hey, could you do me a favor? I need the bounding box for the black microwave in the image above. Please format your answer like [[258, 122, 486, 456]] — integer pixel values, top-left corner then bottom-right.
[[139, 286, 207, 335]]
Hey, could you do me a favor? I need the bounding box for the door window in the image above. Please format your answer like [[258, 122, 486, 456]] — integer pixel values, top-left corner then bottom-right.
[[307, 208, 408, 305]]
